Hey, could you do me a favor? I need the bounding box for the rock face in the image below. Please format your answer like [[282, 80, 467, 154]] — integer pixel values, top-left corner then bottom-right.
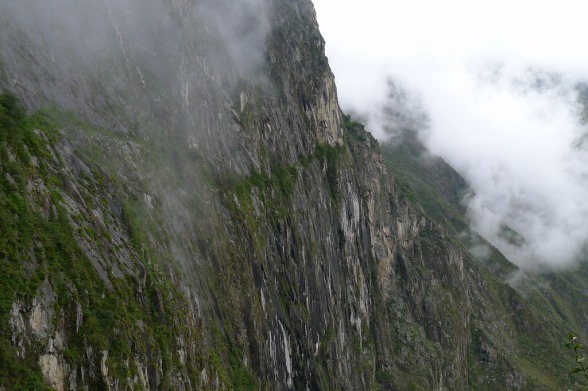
[[0, 0, 579, 390]]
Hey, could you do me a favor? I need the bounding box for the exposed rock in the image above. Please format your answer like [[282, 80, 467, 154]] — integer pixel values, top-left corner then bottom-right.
[[0, 0, 581, 390], [29, 282, 56, 341], [39, 354, 67, 391]]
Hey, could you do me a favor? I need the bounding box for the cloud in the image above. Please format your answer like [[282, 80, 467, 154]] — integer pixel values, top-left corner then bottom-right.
[[314, 0, 588, 269], [429, 67, 588, 268], [194, 0, 271, 81]]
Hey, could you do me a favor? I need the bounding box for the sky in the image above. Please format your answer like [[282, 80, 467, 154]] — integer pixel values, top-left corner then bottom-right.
[[313, 0, 588, 270]]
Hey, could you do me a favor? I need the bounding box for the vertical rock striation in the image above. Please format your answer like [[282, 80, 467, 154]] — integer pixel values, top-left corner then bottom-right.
[[0, 0, 575, 390]]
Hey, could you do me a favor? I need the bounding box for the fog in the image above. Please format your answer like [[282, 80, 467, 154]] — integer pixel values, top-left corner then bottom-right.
[[0, 0, 271, 93], [314, 0, 588, 269], [0, 0, 275, 282], [195, 0, 270, 79]]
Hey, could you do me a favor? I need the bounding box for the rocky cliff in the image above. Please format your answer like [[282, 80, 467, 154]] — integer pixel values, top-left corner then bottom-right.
[[0, 0, 583, 390]]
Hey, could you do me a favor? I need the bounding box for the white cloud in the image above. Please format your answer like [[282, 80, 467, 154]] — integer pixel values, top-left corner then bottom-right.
[[314, 0, 588, 269]]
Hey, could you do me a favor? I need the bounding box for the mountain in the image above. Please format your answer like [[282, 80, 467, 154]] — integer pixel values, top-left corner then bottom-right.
[[0, 0, 585, 390], [379, 124, 588, 390]]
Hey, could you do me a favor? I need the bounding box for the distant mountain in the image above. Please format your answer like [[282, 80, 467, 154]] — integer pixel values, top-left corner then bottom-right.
[[380, 113, 588, 390]]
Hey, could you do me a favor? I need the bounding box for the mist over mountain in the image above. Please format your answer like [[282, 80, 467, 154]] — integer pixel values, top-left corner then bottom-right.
[[314, 0, 588, 270], [2, 0, 588, 390], [379, 69, 588, 270]]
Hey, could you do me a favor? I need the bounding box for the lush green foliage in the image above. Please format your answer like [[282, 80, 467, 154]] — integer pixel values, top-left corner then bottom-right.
[[0, 92, 200, 389], [567, 333, 588, 389], [0, 92, 55, 389], [342, 114, 368, 142]]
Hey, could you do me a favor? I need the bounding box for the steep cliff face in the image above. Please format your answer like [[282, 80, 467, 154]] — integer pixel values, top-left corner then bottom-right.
[[0, 0, 579, 390]]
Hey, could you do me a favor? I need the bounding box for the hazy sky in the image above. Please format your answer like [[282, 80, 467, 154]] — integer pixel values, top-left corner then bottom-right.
[[313, 0, 588, 269]]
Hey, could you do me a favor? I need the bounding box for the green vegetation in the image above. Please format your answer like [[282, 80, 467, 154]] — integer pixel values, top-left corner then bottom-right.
[[0, 92, 60, 389], [343, 113, 368, 143], [567, 333, 588, 389], [227, 140, 343, 225], [380, 131, 468, 234], [0, 92, 202, 389], [229, 163, 299, 229]]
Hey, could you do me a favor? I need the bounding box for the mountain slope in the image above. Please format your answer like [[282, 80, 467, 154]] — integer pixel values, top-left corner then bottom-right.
[[0, 0, 583, 390], [381, 126, 588, 390]]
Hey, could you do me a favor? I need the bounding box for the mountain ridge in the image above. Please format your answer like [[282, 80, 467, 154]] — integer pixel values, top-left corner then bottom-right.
[[0, 0, 586, 390]]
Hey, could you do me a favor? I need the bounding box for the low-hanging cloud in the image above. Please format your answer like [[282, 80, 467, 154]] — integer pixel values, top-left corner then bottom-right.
[[425, 67, 588, 269], [194, 0, 271, 80], [314, 0, 588, 269], [0, 0, 272, 89]]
